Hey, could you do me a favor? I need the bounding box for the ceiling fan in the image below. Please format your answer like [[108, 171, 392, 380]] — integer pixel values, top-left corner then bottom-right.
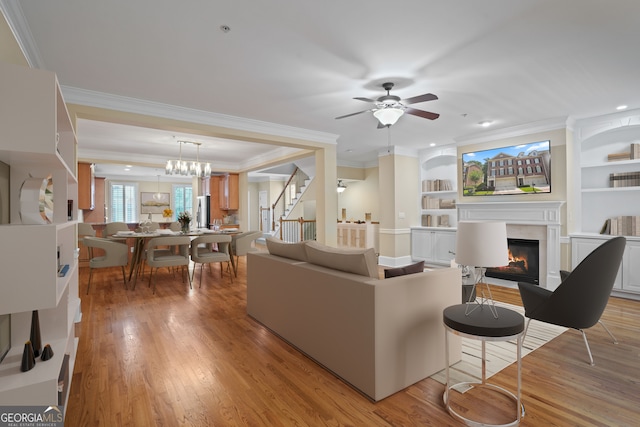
[[335, 82, 439, 128]]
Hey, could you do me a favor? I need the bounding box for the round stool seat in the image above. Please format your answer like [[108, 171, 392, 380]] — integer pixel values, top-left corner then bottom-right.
[[443, 304, 526, 426], [443, 304, 524, 338]]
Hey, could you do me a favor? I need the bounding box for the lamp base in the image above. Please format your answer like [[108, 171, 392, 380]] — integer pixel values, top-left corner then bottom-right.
[[465, 268, 499, 318]]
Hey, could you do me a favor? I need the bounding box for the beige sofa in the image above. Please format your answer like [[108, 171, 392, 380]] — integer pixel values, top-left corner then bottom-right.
[[246, 239, 461, 401]]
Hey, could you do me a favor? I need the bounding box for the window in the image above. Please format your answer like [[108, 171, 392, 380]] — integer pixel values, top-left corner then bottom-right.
[[110, 182, 138, 222], [173, 184, 193, 219]]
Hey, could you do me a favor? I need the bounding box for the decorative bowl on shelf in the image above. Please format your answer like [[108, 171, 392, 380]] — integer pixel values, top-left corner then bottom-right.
[[19, 175, 53, 224]]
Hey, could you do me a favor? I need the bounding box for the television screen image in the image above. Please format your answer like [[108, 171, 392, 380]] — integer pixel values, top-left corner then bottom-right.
[[462, 140, 551, 196]]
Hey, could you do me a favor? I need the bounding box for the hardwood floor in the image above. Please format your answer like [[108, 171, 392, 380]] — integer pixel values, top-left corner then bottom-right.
[[67, 259, 640, 426]]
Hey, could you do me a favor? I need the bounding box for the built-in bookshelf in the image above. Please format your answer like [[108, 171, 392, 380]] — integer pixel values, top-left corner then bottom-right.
[[419, 146, 458, 229], [572, 109, 640, 298], [0, 62, 80, 409]]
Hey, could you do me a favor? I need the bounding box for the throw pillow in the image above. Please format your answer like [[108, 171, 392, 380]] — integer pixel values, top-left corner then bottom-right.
[[265, 237, 308, 262], [384, 261, 425, 278], [304, 240, 378, 278]]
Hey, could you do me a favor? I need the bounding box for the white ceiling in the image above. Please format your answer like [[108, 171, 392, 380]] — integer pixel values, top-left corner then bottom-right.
[[3, 0, 640, 179]]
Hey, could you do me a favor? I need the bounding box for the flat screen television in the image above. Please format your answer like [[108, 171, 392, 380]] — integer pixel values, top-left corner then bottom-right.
[[462, 140, 551, 196]]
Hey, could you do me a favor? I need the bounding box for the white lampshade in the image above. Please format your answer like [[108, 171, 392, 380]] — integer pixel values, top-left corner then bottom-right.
[[455, 220, 509, 268], [373, 107, 404, 126]]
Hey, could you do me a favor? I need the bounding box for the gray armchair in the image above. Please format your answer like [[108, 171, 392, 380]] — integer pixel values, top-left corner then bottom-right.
[[83, 236, 129, 294], [517, 236, 626, 365], [190, 234, 233, 287]]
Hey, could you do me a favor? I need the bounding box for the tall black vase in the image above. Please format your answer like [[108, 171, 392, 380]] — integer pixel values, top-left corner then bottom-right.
[[20, 341, 36, 372], [30, 310, 42, 358]]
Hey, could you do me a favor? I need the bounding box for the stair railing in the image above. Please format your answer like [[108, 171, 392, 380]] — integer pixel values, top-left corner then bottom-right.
[[278, 217, 316, 242], [270, 167, 309, 232]]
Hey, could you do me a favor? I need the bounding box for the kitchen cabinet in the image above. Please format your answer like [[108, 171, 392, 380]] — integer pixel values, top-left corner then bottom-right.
[[219, 173, 239, 210], [78, 162, 95, 210]]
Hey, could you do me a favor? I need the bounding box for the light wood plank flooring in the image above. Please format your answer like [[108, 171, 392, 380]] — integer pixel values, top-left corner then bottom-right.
[[67, 258, 640, 426]]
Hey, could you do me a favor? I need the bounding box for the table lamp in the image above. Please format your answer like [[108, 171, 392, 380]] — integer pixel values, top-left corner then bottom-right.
[[455, 220, 509, 317]]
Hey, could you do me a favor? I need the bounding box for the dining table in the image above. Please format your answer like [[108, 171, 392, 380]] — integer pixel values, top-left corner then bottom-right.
[[109, 228, 241, 287]]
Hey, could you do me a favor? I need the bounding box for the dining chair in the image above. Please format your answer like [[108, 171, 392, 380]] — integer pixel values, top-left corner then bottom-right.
[[230, 230, 263, 277], [144, 236, 192, 294], [190, 234, 233, 287], [83, 236, 129, 294], [105, 221, 130, 236], [77, 222, 96, 262]]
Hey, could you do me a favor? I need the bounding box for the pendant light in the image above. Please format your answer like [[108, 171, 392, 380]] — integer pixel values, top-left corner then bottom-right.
[[153, 175, 163, 201]]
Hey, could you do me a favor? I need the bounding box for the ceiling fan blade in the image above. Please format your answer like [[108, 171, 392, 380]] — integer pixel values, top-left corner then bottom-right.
[[402, 93, 438, 105], [405, 107, 440, 120], [335, 109, 372, 120], [353, 97, 376, 103]]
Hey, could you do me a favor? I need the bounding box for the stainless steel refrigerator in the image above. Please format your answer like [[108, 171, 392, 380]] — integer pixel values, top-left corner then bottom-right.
[[195, 195, 210, 229]]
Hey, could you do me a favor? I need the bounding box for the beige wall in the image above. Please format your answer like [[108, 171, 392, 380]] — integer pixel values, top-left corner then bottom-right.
[[337, 166, 379, 222], [0, 13, 28, 67], [378, 152, 420, 264]]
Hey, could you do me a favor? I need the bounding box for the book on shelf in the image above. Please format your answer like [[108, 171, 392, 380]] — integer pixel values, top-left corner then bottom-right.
[[601, 215, 640, 236], [421, 196, 456, 209], [57, 264, 69, 277], [609, 171, 640, 187], [421, 179, 453, 192], [608, 152, 631, 162], [630, 143, 640, 160], [421, 214, 450, 227]]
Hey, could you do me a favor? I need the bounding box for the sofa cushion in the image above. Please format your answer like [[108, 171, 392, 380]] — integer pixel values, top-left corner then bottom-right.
[[265, 237, 308, 262], [304, 240, 378, 278], [384, 261, 425, 279]]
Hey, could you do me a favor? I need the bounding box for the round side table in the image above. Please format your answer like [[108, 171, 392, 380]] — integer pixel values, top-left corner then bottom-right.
[[443, 304, 525, 427]]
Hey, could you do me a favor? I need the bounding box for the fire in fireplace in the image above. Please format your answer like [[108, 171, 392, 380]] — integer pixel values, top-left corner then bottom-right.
[[486, 238, 540, 284]]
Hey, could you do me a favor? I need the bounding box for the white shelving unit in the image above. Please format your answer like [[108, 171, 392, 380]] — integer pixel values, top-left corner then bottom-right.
[[0, 62, 79, 409], [412, 145, 458, 266], [419, 146, 458, 229], [571, 109, 640, 299]]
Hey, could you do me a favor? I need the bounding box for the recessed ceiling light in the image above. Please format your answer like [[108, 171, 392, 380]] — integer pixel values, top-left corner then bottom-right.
[[429, 143, 436, 147], [479, 121, 493, 127], [616, 105, 628, 110]]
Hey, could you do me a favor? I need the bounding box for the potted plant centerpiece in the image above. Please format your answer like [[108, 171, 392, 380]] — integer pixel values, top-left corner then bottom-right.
[[177, 211, 192, 233]]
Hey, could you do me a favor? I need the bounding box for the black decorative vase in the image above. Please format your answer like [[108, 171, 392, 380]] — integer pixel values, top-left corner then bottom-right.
[[30, 310, 42, 358], [41, 343, 54, 361], [20, 340, 36, 372]]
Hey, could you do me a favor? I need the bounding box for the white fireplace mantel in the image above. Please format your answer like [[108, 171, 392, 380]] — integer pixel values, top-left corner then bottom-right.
[[457, 201, 565, 289]]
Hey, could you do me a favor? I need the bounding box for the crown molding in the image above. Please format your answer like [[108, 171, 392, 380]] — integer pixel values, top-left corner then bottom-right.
[[62, 86, 339, 145], [455, 117, 570, 146]]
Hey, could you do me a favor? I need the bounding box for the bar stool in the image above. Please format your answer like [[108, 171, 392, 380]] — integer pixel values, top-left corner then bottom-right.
[[443, 304, 525, 427]]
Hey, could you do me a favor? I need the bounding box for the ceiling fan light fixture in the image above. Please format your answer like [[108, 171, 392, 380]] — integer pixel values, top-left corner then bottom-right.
[[373, 107, 404, 126], [337, 180, 347, 193]]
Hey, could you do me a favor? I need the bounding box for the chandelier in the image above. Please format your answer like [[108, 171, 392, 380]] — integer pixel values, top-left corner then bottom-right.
[[165, 140, 212, 177]]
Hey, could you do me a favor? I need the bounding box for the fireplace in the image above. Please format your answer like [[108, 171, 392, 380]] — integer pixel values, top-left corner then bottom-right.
[[486, 238, 540, 284]]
